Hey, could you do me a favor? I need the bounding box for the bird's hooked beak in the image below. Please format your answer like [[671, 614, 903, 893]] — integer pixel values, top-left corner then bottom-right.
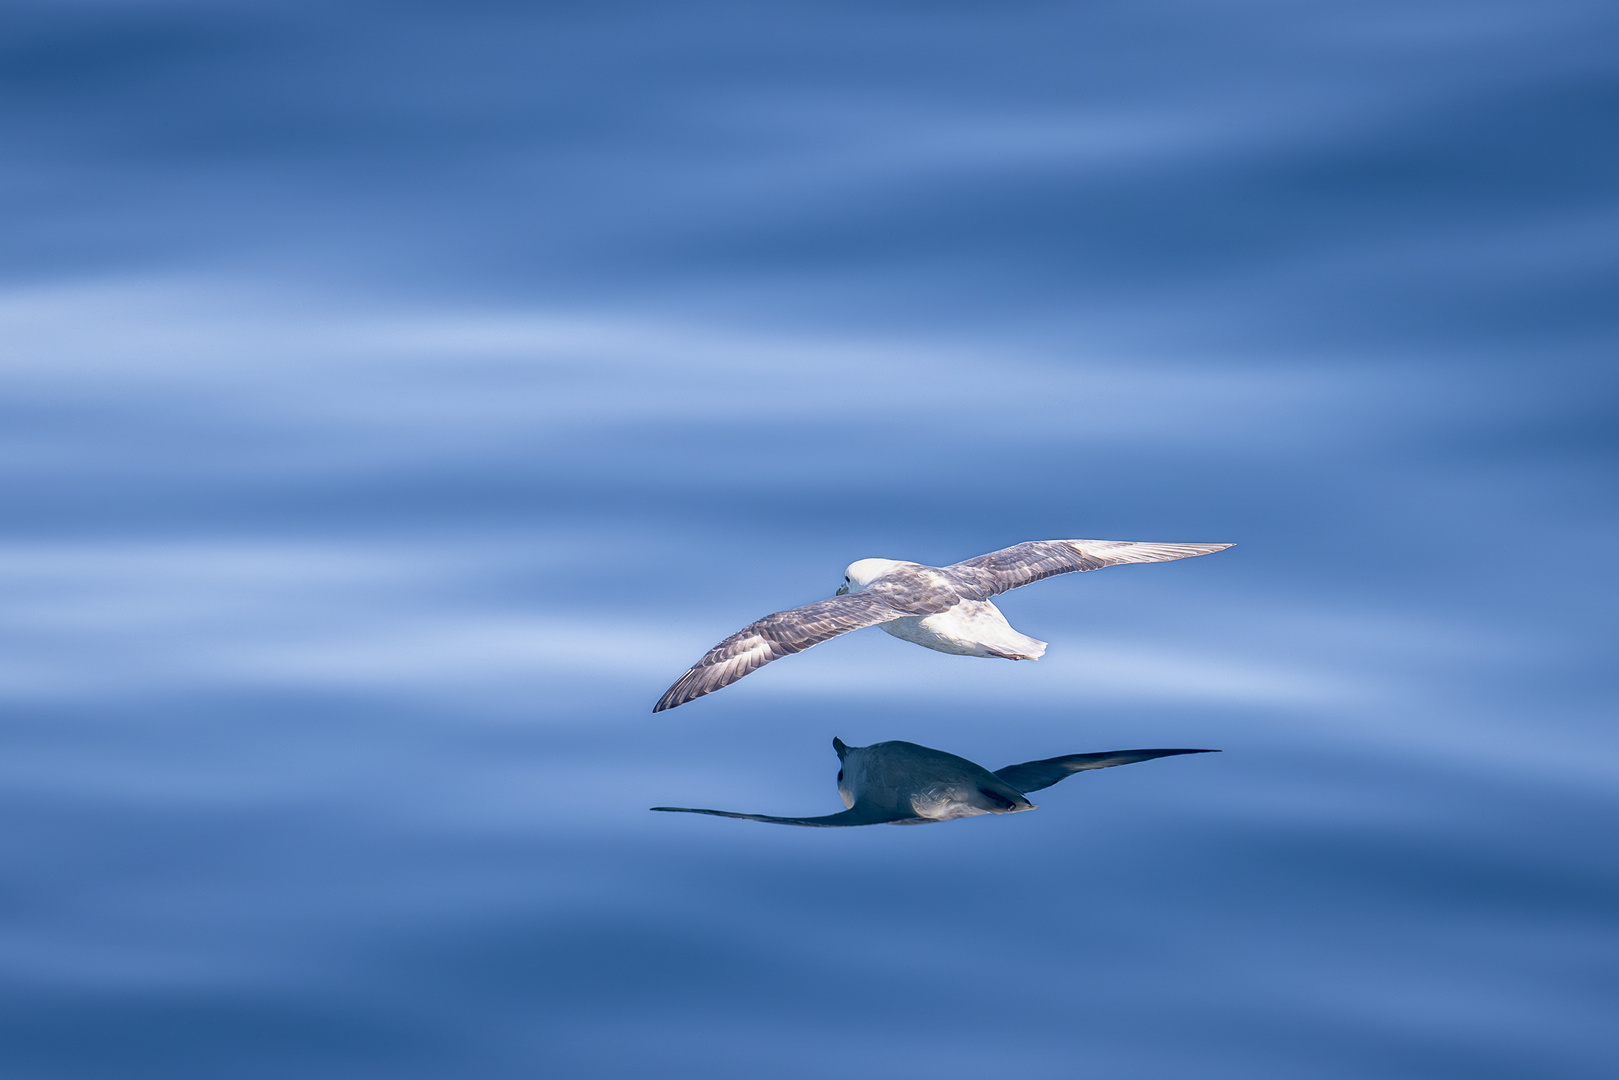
[[835, 583, 849, 595]]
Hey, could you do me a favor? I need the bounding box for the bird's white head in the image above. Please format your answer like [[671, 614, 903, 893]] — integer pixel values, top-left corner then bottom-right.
[[836, 558, 903, 594]]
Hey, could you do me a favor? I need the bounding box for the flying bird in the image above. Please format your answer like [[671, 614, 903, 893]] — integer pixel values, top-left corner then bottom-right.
[[654, 538, 1231, 711], [652, 737, 1217, 827]]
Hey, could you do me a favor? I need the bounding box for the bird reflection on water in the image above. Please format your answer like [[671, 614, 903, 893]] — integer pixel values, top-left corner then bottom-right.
[[653, 738, 1217, 827]]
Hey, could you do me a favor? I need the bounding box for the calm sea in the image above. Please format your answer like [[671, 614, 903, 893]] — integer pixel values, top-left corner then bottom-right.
[[2, 1, 1615, 1076]]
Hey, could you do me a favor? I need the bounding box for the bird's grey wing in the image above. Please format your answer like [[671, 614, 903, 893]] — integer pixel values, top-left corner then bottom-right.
[[649, 804, 918, 827], [654, 592, 905, 712], [993, 748, 1218, 794], [945, 539, 1232, 598]]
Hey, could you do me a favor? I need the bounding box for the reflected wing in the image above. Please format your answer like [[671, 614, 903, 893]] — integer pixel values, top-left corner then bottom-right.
[[650, 804, 918, 827], [947, 540, 1231, 598], [993, 748, 1217, 794], [654, 592, 904, 712]]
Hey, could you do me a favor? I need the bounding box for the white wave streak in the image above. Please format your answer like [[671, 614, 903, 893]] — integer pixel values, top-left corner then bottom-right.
[[0, 539, 1340, 708], [0, 279, 1351, 458]]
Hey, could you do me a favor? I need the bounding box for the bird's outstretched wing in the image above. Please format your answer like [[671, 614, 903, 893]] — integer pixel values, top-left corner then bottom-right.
[[993, 748, 1217, 794], [946, 539, 1231, 599], [654, 592, 906, 712], [649, 804, 919, 827]]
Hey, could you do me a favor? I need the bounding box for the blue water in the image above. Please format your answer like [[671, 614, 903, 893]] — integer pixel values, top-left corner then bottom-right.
[[2, 1, 1615, 1076]]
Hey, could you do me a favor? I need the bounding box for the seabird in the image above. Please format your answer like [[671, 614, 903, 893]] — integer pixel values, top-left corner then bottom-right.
[[654, 538, 1231, 711], [652, 738, 1217, 826]]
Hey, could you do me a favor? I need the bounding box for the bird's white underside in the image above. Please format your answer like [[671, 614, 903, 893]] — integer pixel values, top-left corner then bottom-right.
[[878, 600, 1047, 659]]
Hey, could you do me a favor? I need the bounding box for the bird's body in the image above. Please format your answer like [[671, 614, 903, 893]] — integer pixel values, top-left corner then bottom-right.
[[652, 738, 1216, 827], [654, 539, 1231, 711], [878, 600, 1047, 660], [835, 739, 1032, 821]]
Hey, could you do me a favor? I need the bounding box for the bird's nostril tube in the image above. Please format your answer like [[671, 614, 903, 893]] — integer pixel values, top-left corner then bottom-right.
[[977, 787, 1016, 810]]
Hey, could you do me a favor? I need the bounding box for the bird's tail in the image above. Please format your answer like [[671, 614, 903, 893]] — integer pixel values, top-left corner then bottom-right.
[[984, 633, 1047, 661]]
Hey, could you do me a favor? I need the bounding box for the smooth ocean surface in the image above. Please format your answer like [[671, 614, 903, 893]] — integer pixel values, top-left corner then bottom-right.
[[1, 2, 1615, 1077]]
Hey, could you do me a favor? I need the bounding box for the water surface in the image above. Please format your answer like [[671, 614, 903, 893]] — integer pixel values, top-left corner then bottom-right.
[[1, 2, 1615, 1077]]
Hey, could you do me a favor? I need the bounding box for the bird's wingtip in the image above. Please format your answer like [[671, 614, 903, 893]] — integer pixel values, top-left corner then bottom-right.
[[653, 668, 710, 712], [652, 683, 690, 712]]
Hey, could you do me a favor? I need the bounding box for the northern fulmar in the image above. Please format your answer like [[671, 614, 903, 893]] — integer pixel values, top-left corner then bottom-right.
[[654, 538, 1231, 712]]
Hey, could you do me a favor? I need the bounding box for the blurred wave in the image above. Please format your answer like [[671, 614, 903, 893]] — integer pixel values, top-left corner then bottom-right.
[[1, 1, 1616, 1077]]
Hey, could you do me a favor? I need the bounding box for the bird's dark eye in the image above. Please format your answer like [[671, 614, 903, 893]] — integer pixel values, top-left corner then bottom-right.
[[837, 769, 844, 782]]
